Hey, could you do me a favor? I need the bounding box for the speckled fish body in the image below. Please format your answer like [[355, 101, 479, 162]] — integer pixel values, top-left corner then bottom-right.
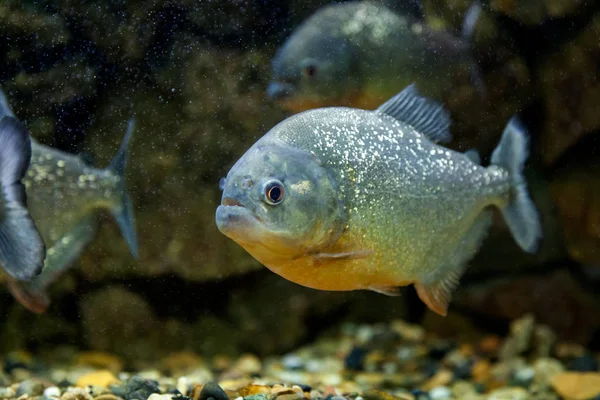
[[267, 1, 480, 112], [0, 89, 138, 313], [217, 85, 541, 316]]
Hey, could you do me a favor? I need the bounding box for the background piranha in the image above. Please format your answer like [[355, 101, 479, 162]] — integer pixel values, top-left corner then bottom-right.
[[0, 89, 138, 314], [216, 84, 542, 316], [267, 0, 483, 113]]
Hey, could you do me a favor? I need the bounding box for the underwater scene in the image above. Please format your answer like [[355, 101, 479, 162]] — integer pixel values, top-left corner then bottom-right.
[[0, 0, 599, 399]]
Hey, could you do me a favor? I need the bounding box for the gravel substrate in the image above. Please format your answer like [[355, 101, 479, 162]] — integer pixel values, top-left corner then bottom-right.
[[1, 315, 599, 400]]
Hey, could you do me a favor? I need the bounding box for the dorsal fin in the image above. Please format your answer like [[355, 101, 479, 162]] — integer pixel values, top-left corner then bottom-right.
[[375, 84, 452, 143]]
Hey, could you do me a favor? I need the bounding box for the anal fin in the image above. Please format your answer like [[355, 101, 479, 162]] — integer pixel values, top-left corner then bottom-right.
[[8, 216, 98, 313], [370, 286, 402, 296], [414, 272, 460, 316], [415, 211, 493, 316]]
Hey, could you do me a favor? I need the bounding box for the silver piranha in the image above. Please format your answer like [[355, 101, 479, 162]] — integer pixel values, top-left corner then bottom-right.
[[0, 108, 46, 281], [0, 89, 138, 313], [217, 84, 541, 316], [267, 0, 483, 113]]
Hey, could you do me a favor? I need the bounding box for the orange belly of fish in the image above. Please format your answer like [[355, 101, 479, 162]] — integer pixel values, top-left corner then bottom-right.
[[263, 256, 408, 292]]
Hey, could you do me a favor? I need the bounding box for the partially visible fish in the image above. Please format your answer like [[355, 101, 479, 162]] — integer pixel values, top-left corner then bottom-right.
[[216, 84, 541, 316], [0, 89, 138, 313], [0, 111, 45, 280], [267, 1, 484, 113]]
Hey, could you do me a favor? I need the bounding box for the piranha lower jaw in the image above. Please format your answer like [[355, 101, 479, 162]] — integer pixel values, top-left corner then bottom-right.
[[215, 201, 303, 264]]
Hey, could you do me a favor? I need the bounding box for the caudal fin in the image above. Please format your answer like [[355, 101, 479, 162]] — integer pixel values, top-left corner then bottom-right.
[[107, 118, 139, 259], [460, 2, 487, 97], [0, 117, 46, 280], [491, 117, 542, 253]]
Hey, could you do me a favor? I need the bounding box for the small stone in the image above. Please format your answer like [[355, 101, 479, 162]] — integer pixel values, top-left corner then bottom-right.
[[244, 394, 267, 400], [60, 388, 94, 400], [198, 382, 229, 400], [390, 320, 425, 342], [533, 358, 565, 386], [421, 369, 453, 391], [471, 360, 491, 384], [0, 388, 16, 398], [162, 352, 203, 375], [550, 372, 600, 400], [485, 387, 530, 400], [147, 395, 173, 400], [238, 386, 270, 397], [111, 376, 160, 400], [76, 371, 120, 388], [16, 379, 44, 397], [76, 352, 123, 373], [345, 347, 368, 371], [281, 355, 303, 370], [513, 367, 535, 385], [428, 387, 451, 400], [567, 354, 599, 372], [44, 387, 62, 399], [231, 355, 262, 376], [94, 395, 121, 400], [533, 325, 557, 358], [479, 336, 501, 355], [499, 314, 535, 360]]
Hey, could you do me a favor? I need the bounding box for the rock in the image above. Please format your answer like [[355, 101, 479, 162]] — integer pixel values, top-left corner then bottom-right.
[[16, 379, 44, 397], [533, 358, 565, 387], [567, 354, 599, 372], [428, 386, 452, 400], [198, 383, 229, 400], [0, 388, 16, 398], [76, 371, 120, 388], [60, 388, 94, 400], [110, 376, 160, 400], [44, 387, 62, 399], [453, 270, 600, 345], [485, 387, 530, 400], [76, 352, 124, 374], [147, 395, 173, 400], [161, 352, 204, 375], [421, 370, 453, 391], [550, 372, 600, 400], [499, 314, 535, 360], [538, 12, 600, 165]]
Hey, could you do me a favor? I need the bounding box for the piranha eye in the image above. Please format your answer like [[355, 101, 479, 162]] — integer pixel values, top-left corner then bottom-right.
[[263, 179, 285, 205], [303, 64, 317, 78], [219, 177, 226, 190]]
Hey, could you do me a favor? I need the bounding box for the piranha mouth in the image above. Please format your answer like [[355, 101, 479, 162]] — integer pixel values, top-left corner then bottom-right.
[[216, 197, 265, 242], [222, 197, 245, 208]]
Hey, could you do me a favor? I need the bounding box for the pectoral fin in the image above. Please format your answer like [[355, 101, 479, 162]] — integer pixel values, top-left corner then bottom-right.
[[312, 250, 372, 260], [414, 270, 461, 317]]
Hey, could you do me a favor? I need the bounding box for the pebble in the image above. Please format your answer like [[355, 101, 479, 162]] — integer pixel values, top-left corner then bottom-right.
[[76, 352, 123, 373], [567, 353, 599, 372], [147, 394, 173, 400], [486, 387, 530, 400], [16, 379, 44, 397], [550, 372, 600, 400], [532, 358, 565, 386], [198, 382, 229, 400], [44, 387, 62, 399], [76, 371, 120, 388], [428, 386, 452, 400], [0, 388, 16, 398], [281, 355, 303, 371]]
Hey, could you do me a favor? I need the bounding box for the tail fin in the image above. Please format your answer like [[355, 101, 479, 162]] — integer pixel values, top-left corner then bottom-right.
[[107, 118, 139, 259], [0, 117, 46, 280], [461, 2, 487, 97], [491, 117, 542, 253]]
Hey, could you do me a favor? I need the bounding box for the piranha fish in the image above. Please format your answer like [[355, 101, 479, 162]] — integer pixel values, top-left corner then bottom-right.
[[216, 85, 541, 316], [0, 112, 46, 281], [0, 89, 138, 314], [267, 0, 484, 113]]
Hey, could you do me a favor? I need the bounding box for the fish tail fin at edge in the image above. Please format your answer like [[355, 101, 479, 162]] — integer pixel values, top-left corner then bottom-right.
[[107, 117, 139, 259], [6, 278, 49, 314], [491, 116, 542, 253], [0, 117, 46, 280], [461, 2, 487, 97]]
